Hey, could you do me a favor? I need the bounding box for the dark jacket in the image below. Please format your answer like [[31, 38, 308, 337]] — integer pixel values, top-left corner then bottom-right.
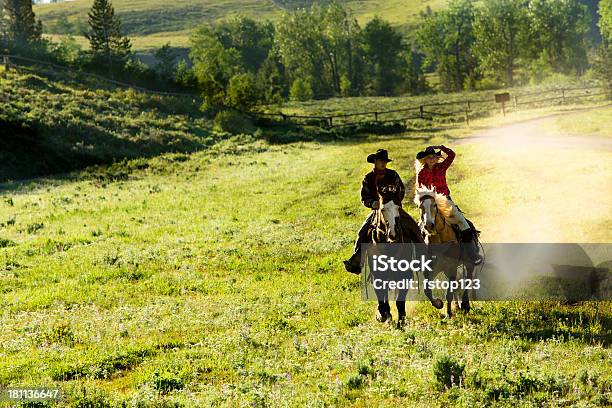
[[361, 169, 405, 209]]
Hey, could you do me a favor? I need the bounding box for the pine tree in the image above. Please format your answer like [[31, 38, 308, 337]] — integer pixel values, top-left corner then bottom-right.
[[85, 0, 131, 72], [2, 0, 42, 47]]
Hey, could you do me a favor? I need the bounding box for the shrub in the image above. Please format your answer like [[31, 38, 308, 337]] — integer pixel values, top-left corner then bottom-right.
[[289, 77, 314, 101], [433, 354, 465, 388], [225, 73, 260, 111], [213, 110, 255, 134], [346, 374, 364, 390], [151, 370, 185, 394], [0, 238, 16, 248]]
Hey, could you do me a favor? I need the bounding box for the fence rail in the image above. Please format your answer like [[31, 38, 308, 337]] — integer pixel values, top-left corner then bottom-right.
[[253, 84, 608, 129], [2, 54, 609, 131]]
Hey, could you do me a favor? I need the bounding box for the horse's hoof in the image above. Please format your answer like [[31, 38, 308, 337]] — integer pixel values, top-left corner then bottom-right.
[[459, 303, 471, 313], [431, 298, 443, 309], [376, 311, 391, 323], [396, 316, 406, 329]]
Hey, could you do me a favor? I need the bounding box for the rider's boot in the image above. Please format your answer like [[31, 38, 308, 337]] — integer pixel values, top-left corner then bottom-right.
[[460, 229, 482, 265], [343, 251, 362, 274]]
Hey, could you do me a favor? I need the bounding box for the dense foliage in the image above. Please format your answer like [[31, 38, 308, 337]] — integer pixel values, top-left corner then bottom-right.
[[418, 0, 592, 91]]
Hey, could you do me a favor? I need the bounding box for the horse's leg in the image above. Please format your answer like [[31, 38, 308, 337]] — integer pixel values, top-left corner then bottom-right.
[[460, 263, 473, 313], [446, 278, 454, 318], [377, 301, 391, 322], [396, 300, 406, 328], [446, 261, 459, 318], [423, 270, 443, 309]]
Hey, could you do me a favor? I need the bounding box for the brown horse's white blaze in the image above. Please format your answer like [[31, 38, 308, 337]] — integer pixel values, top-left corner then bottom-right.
[[414, 185, 464, 236], [420, 196, 436, 233]]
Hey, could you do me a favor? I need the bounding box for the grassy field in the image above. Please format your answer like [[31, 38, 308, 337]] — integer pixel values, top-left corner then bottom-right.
[[34, 0, 445, 51], [0, 66, 610, 405], [535, 106, 612, 138]]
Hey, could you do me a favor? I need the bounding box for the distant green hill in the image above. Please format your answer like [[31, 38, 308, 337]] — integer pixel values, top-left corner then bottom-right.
[[34, 0, 446, 51]]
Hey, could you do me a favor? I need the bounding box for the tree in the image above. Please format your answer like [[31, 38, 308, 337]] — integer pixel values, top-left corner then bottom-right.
[[2, 0, 42, 48], [594, 0, 612, 97], [362, 17, 404, 95], [600, 0, 612, 43], [175, 59, 198, 89], [289, 77, 314, 101], [85, 0, 131, 72], [526, 0, 590, 74], [256, 50, 287, 104], [154, 43, 177, 80], [216, 16, 274, 73], [225, 73, 260, 111], [399, 49, 428, 94], [190, 25, 243, 112], [275, 1, 362, 97], [473, 0, 529, 86], [417, 0, 478, 92]]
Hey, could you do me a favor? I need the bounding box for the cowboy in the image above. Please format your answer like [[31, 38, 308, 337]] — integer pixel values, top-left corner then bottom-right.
[[343, 149, 423, 274], [415, 145, 482, 264]]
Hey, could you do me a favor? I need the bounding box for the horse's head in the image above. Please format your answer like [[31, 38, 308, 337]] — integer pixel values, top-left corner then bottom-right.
[[378, 186, 401, 241], [414, 185, 438, 234]]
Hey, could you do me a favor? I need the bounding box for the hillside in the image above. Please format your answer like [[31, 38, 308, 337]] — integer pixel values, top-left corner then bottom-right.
[[0, 67, 211, 181], [34, 0, 446, 51]]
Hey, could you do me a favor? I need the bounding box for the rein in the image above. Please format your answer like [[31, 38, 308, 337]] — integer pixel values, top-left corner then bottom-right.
[[419, 194, 450, 236]]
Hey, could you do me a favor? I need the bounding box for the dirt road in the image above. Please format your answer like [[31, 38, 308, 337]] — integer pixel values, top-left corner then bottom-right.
[[457, 108, 612, 242]]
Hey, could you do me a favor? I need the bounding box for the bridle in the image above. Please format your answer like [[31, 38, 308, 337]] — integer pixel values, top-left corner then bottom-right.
[[418, 194, 449, 236], [375, 193, 400, 242]]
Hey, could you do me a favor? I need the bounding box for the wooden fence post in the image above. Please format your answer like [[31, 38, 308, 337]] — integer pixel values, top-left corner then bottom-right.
[[3, 56, 9, 71], [561, 88, 565, 105], [328, 116, 333, 128], [514, 96, 518, 108], [374, 112, 378, 122], [465, 101, 470, 126], [419, 105, 424, 118]]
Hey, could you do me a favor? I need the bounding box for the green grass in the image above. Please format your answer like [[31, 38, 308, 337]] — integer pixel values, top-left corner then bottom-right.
[[34, 0, 446, 51], [0, 73, 610, 405], [0, 68, 212, 181], [276, 79, 603, 117], [536, 106, 612, 138]]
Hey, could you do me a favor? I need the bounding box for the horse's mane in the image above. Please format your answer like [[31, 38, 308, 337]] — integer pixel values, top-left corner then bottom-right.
[[413, 185, 459, 223]]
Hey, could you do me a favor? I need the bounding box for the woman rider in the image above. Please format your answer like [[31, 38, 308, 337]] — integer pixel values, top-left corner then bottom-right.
[[415, 145, 482, 264]]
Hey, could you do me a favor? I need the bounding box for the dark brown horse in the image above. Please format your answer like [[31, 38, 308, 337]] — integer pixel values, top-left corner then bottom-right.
[[367, 187, 424, 326]]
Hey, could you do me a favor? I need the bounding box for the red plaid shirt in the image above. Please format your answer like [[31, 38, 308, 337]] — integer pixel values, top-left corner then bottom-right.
[[417, 146, 455, 196]]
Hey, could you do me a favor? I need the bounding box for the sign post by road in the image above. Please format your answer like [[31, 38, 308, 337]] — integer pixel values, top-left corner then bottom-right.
[[495, 92, 511, 116]]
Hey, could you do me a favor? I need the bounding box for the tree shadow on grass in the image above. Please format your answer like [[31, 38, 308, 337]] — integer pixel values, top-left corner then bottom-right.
[[0, 117, 216, 192], [1, 118, 435, 193]]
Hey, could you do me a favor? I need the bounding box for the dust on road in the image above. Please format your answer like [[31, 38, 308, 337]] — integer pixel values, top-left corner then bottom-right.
[[457, 108, 612, 243]]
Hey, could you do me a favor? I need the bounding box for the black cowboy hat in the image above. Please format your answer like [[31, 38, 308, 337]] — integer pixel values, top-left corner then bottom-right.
[[416, 146, 442, 160], [367, 149, 392, 163]]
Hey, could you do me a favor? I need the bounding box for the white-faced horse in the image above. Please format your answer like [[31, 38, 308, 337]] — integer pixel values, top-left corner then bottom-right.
[[368, 186, 424, 326], [414, 185, 477, 317]]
